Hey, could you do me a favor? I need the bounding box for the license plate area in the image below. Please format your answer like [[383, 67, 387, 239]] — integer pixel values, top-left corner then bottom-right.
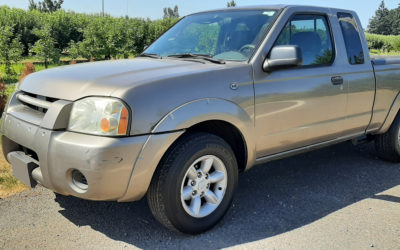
[[7, 151, 39, 188]]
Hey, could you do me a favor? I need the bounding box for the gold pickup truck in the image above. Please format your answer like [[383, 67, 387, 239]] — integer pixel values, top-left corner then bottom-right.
[[2, 5, 400, 233]]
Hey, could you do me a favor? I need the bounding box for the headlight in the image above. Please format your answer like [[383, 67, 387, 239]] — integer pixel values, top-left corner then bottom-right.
[[68, 97, 130, 136]]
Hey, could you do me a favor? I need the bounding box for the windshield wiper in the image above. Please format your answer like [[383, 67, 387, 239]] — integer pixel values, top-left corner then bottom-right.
[[138, 53, 162, 59], [167, 53, 225, 64]]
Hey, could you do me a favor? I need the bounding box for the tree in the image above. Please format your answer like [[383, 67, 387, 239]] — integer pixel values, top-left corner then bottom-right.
[[30, 25, 60, 68], [391, 4, 400, 35], [227, 0, 237, 7], [163, 5, 179, 19], [70, 17, 131, 60], [29, 0, 64, 13], [0, 26, 23, 74], [368, 0, 392, 35]]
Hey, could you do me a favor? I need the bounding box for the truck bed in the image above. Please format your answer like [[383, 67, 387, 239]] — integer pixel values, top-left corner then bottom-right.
[[370, 56, 400, 133]]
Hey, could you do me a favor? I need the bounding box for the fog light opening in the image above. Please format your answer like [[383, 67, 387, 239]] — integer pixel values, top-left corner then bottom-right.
[[71, 170, 88, 191]]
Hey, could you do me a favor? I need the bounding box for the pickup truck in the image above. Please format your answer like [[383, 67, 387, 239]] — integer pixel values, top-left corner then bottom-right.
[[2, 5, 400, 234]]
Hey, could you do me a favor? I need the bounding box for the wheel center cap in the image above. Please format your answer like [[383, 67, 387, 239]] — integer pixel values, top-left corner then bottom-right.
[[198, 179, 207, 192]]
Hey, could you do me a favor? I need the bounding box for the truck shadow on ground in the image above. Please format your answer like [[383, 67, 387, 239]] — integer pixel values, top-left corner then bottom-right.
[[55, 142, 400, 249]]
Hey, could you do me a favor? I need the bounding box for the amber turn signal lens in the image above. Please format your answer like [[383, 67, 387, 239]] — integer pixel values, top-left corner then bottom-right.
[[101, 118, 110, 132], [118, 107, 128, 135]]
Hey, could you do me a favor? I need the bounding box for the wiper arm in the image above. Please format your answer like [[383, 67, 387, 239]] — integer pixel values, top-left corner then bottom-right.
[[138, 53, 162, 59], [167, 53, 225, 64]]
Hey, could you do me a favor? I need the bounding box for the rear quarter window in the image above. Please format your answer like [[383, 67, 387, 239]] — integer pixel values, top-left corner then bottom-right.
[[337, 12, 365, 65]]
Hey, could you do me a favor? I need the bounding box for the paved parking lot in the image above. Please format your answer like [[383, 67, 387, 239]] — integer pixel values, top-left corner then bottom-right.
[[0, 142, 399, 249]]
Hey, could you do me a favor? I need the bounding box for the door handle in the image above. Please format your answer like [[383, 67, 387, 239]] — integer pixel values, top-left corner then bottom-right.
[[331, 76, 344, 85]]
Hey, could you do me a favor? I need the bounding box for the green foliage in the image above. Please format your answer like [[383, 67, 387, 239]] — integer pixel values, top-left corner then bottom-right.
[[29, 0, 64, 13], [227, 0, 237, 7], [0, 6, 177, 62], [368, 1, 400, 35], [0, 62, 62, 84], [30, 25, 60, 68], [365, 33, 400, 52], [0, 26, 23, 74], [179, 23, 220, 55], [314, 50, 333, 65]]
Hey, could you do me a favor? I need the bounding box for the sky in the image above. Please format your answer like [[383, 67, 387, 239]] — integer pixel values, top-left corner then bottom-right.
[[1, 0, 399, 29]]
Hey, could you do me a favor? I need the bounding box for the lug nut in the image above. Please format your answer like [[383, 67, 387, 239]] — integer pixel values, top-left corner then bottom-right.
[[205, 174, 208, 179], [197, 172, 202, 178], [191, 181, 196, 186], [192, 191, 197, 196]]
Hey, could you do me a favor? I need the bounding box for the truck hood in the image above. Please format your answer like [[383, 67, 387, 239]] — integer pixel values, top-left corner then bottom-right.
[[20, 58, 224, 101]]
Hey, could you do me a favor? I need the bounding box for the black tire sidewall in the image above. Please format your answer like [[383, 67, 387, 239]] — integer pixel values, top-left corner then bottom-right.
[[392, 116, 400, 155], [161, 134, 238, 234]]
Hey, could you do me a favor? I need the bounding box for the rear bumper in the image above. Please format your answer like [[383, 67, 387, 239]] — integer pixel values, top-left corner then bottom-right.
[[1, 113, 183, 201]]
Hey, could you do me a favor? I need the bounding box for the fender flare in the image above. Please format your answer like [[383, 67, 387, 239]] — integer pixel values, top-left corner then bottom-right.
[[119, 98, 256, 202], [376, 91, 400, 134], [152, 98, 256, 165]]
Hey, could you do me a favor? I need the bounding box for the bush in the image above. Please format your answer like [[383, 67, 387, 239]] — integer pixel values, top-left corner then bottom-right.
[[0, 25, 23, 74], [30, 24, 61, 68], [0, 6, 178, 61], [394, 39, 400, 52], [365, 33, 400, 52]]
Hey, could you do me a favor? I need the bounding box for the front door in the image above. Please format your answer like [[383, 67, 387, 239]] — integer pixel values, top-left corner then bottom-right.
[[254, 13, 348, 157]]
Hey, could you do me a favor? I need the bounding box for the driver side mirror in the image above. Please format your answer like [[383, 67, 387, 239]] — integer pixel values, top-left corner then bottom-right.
[[263, 45, 303, 72]]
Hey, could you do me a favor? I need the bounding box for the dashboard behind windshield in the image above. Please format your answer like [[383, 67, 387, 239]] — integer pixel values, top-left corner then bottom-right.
[[144, 10, 278, 61]]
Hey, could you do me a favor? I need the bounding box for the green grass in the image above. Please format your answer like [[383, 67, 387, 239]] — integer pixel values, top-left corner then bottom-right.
[[0, 63, 64, 84], [365, 33, 400, 55], [370, 49, 400, 56], [0, 146, 28, 198], [0, 55, 91, 84]]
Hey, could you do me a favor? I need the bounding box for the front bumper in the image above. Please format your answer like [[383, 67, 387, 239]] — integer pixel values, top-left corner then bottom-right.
[[1, 112, 184, 202], [2, 112, 148, 200]]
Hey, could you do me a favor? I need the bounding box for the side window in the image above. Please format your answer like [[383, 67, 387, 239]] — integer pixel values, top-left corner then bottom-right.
[[337, 12, 364, 65], [275, 14, 334, 66]]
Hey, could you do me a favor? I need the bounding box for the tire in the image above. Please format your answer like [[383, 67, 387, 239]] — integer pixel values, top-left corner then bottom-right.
[[147, 132, 238, 234], [375, 114, 400, 162]]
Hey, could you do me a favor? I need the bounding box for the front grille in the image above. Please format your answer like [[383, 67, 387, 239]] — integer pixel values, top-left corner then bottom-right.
[[17, 92, 59, 113]]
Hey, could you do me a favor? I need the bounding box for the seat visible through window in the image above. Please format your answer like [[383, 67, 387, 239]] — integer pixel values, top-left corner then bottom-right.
[[291, 32, 322, 65], [274, 14, 334, 66]]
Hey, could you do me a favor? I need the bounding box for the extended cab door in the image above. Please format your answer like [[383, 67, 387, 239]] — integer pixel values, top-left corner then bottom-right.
[[253, 11, 349, 157], [335, 12, 375, 134]]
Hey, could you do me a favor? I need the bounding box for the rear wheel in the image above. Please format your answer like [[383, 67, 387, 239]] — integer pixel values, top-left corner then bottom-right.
[[147, 132, 238, 234], [375, 114, 400, 162]]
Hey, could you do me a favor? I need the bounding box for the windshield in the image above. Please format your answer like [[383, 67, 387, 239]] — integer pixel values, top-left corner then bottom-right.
[[144, 10, 278, 61]]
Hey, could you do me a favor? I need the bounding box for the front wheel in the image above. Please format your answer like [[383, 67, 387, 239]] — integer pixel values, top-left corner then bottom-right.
[[147, 132, 238, 234]]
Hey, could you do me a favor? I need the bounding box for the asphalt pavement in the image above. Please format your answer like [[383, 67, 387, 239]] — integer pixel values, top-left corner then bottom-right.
[[0, 141, 399, 249]]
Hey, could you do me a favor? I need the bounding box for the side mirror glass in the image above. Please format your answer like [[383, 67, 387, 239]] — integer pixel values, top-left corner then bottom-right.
[[263, 45, 303, 72]]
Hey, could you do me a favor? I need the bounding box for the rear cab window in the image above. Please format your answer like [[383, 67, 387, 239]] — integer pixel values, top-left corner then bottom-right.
[[337, 12, 365, 65]]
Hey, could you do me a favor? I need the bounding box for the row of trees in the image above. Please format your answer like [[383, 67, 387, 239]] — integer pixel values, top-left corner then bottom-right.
[[368, 1, 400, 35], [0, 6, 177, 73], [29, 0, 64, 13]]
